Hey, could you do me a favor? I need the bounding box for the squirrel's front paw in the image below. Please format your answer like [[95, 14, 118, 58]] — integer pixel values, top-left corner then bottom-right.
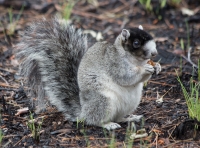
[[144, 64, 154, 74], [154, 63, 161, 74]]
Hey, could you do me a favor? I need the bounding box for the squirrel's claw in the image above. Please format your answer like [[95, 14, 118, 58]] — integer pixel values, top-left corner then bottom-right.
[[144, 64, 155, 74], [154, 63, 161, 75]]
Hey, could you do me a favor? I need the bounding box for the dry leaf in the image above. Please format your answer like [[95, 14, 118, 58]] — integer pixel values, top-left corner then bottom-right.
[[181, 8, 195, 16], [158, 138, 165, 145]]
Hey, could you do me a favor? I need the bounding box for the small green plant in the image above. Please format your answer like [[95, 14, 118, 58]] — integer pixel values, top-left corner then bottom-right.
[[7, 5, 24, 35], [185, 21, 190, 50], [179, 38, 185, 75], [139, 0, 152, 12], [61, 0, 77, 20], [124, 122, 136, 148], [157, 0, 167, 20], [0, 114, 3, 145], [27, 113, 43, 142], [179, 21, 191, 76], [0, 129, 3, 145], [139, 0, 167, 20], [108, 131, 116, 148], [76, 117, 85, 129], [198, 59, 200, 81], [80, 128, 90, 146], [160, 0, 167, 8], [168, 0, 182, 7], [177, 75, 200, 122], [180, 38, 184, 50], [76, 118, 90, 147]]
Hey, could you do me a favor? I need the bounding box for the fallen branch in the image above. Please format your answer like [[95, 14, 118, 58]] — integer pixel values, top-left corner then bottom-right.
[[0, 82, 19, 88], [0, 75, 8, 85], [181, 47, 198, 68], [148, 81, 176, 87]]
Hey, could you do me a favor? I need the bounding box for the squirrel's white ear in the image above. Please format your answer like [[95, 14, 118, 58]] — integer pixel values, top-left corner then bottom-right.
[[138, 25, 143, 30], [121, 29, 130, 42]]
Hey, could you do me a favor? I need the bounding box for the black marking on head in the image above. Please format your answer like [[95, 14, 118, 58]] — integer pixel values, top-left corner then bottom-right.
[[122, 28, 153, 52], [129, 28, 152, 49]]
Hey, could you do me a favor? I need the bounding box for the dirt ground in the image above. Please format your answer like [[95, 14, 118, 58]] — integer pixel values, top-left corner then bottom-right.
[[1, 0, 200, 147]]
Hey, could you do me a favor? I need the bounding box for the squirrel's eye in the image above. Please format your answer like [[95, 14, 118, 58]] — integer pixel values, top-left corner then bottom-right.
[[133, 39, 141, 48]]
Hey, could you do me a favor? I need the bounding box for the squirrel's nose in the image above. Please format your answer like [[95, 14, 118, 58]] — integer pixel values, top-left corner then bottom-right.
[[151, 51, 158, 57]]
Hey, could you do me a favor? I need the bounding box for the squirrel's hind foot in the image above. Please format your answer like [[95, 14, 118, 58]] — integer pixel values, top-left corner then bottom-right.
[[119, 114, 143, 123], [101, 122, 121, 130]]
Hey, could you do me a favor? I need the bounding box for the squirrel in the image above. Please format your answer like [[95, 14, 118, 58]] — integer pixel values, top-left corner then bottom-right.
[[16, 17, 161, 130]]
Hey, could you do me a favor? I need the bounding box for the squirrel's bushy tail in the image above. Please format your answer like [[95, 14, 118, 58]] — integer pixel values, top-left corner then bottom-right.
[[16, 17, 87, 120]]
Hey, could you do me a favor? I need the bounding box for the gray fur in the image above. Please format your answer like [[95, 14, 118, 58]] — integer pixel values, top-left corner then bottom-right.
[[16, 17, 87, 120], [16, 18, 161, 130]]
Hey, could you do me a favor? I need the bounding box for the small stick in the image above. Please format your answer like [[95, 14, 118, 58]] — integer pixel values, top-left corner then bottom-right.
[[148, 81, 176, 87], [0, 75, 9, 85], [0, 88, 16, 91]]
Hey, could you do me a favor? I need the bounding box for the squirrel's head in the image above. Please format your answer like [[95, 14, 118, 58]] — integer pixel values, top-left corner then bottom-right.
[[115, 25, 157, 60]]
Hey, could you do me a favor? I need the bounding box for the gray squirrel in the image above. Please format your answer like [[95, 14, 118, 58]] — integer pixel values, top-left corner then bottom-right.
[[16, 17, 161, 130]]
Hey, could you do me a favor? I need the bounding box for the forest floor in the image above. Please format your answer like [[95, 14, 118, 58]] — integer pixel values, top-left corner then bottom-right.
[[0, 0, 200, 147]]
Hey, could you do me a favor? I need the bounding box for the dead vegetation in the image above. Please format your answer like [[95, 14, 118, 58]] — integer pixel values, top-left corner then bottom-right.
[[0, 0, 200, 147]]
